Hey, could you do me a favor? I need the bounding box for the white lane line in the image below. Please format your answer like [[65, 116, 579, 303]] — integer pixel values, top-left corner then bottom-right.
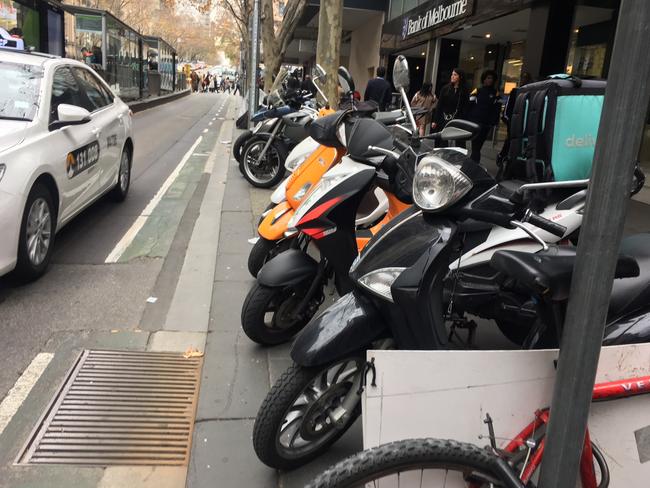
[[0, 353, 53, 437], [105, 136, 203, 263], [203, 128, 209, 133]]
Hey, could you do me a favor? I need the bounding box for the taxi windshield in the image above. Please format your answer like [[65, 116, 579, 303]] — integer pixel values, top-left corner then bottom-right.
[[0, 61, 43, 121]]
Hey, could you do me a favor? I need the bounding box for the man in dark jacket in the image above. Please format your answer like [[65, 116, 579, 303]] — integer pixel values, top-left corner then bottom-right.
[[364, 66, 392, 110]]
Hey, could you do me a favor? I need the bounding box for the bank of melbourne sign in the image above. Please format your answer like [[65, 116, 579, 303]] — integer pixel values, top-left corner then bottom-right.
[[402, 0, 474, 39]]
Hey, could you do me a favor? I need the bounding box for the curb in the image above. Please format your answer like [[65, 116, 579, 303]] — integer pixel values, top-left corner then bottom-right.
[[128, 89, 191, 113]]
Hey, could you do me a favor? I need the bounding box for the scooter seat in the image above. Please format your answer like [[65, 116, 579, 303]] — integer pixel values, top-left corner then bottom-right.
[[491, 246, 640, 302]]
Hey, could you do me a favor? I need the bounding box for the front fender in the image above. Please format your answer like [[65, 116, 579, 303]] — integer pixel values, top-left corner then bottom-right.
[[291, 291, 389, 368], [258, 201, 294, 240], [257, 248, 318, 287]]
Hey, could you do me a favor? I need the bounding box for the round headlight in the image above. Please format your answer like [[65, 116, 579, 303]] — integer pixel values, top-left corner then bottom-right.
[[413, 156, 472, 211]]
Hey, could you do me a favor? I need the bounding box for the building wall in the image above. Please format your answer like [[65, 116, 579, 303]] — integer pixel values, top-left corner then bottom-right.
[[348, 10, 384, 96]]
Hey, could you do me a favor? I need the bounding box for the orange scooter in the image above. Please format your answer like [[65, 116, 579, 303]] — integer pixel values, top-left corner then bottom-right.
[[248, 109, 411, 277]]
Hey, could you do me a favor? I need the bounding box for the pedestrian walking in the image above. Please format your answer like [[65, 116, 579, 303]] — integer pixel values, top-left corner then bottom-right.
[[232, 76, 241, 95], [497, 71, 532, 175], [432, 68, 469, 146], [364, 66, 392, 111], [225, 77, 231, 94], [213, 75, 219, 93], [191, 71, 199, 93], [467, 69, 502, 163], [411, 82, 437, 136]]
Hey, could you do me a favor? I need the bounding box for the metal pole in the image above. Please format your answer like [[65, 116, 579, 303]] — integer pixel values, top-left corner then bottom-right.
[[538, 2, 650, 487], [248, 0, 260, 128]]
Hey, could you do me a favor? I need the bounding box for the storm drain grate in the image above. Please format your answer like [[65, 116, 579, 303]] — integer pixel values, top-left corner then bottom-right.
[[16, 349, 202, 466]]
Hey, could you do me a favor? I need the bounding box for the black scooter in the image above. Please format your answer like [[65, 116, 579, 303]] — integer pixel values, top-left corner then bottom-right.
[[250, 60, 650, 471]]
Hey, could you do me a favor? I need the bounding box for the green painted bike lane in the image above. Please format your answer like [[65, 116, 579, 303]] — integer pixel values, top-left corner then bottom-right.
[[118, 100, 229, 262]]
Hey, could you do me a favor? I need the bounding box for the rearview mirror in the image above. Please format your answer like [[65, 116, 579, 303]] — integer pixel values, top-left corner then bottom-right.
[[440, 119, 480, 141], [338, 66, 355, 94], [49, 104, 91, 131], [314, 64, 326, 79], [393, 55, 410, 91]]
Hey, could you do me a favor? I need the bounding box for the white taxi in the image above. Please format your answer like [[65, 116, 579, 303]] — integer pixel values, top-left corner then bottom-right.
[[0, 48, 134, 281]]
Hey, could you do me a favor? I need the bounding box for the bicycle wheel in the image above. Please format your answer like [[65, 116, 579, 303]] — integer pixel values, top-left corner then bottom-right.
[[307, 438, 513, 488]]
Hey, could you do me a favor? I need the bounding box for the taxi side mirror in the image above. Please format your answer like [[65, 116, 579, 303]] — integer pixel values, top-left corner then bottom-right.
[[49, 104, 91, 131]]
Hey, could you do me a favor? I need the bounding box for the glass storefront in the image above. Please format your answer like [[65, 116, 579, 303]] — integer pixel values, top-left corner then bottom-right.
[[0, 0, 40, 49], [565, 1, 618, 78]]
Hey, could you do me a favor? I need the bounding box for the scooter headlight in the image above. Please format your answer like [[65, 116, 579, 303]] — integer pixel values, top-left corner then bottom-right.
[[287, 172, 350, 228], [413, 156, 472, 211], [357, 267, 406, 302], [285, 154, 308, 173]]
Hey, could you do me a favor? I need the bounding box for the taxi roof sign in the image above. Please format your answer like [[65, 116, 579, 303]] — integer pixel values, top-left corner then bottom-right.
[[0, 27, 25, 51]]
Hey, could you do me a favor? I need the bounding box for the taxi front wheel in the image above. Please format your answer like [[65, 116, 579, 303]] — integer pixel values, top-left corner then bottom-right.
[[110, 146, 131, 202], [14, 183, 56, 282]]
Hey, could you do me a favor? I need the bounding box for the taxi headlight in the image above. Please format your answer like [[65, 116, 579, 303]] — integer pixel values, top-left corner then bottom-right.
[[413, 156, 472, 211], [357, 267, 406, 302]]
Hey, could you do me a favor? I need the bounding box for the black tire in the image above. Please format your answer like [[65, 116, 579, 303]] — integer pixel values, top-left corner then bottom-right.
[[13, 183, 56, 282], [253, 359, 364, 470], [307, 438, 507, 488], [241, 281, 320, 345], [109, 145, 131, 202], [248, 236, 293, 277], [240, 136, 288, 188], [233, 129, 252, 164]]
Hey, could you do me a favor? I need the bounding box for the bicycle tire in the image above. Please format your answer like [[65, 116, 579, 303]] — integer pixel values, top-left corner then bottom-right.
[[307, 438, 511, 488]]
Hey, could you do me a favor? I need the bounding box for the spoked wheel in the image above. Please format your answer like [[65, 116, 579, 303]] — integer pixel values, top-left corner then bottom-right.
[[307, 438, 510, 488], [241, 281, 322, 345], [241, 137, 287, 188], [253, 358, 365, 470]]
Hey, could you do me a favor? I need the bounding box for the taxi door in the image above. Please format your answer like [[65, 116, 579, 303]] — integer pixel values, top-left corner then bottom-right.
[[47, 66, 100, 223]]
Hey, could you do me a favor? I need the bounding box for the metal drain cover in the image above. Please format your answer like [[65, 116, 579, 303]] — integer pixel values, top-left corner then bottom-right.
[[17, 349, 202, 465]]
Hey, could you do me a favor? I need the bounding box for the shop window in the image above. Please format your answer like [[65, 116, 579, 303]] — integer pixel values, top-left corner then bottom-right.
[[389, 0, 403, 21], [0, 0, 40, 49], [565, 1, 619, 78], [501, 42, 526, 94]]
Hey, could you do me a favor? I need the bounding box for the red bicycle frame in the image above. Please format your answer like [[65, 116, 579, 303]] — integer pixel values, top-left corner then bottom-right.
[[499, 374, 650, 486]]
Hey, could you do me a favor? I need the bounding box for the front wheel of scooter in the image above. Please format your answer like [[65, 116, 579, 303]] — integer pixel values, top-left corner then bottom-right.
[[253, 358, 364, 470], [248, 236, 293, 277], [241, 282, 322, 345]]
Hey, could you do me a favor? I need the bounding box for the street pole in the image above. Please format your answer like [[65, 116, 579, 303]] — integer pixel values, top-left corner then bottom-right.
[[538, 2, 650, 487], [248, 0, 260, 128]]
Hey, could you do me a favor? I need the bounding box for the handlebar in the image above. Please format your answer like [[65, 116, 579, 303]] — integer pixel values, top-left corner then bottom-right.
[[522, 210, 567, 238]]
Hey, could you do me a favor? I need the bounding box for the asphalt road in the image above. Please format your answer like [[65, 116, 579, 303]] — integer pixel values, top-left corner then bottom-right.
[[0, 92, 228, 399]]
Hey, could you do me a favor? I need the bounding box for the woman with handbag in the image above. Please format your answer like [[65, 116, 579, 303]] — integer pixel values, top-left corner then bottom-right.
[[431, 69, 469, 146], [411, 82, 437, 136]]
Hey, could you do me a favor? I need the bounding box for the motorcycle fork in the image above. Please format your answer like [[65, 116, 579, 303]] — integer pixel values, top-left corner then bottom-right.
[[258, 120, 283, 161], [294, 259, 327, 317]]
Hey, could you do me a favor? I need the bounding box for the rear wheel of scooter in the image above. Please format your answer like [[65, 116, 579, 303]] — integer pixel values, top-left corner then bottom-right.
[[248, 236, 293, 277], [241, 282, 322, 345], [253, 358, 364, 470], [241, 136, 288, 188]]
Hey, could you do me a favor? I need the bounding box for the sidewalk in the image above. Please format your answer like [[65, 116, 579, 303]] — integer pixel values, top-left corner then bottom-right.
[[186, 122, 362, 488]]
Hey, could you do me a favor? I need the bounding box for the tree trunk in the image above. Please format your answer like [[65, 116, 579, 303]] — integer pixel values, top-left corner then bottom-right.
[[261, 0, 278, 91], [316, 0, 343, 108]]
